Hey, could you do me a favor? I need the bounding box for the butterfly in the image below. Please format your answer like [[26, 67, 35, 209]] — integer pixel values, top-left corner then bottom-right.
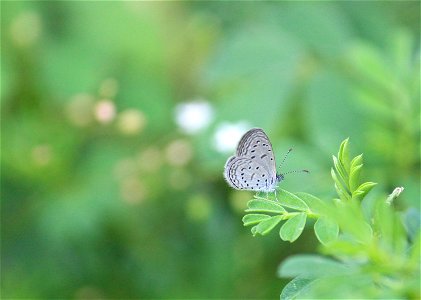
[[223, 128, 308, 194]]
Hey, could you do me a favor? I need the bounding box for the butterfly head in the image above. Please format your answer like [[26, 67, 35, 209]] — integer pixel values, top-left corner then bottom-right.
[[276, 173, 285, 183]]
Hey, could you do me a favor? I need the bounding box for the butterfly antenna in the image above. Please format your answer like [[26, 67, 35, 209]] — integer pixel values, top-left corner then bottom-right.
[[281, 169, 310, 176], [278, 148, 293, 171]]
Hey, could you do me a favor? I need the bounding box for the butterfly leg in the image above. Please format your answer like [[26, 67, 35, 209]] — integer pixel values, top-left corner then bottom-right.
[[255, 191, 265, 200]]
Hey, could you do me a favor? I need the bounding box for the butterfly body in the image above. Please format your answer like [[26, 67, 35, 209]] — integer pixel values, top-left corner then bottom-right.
[[224, 128, 283, 192]]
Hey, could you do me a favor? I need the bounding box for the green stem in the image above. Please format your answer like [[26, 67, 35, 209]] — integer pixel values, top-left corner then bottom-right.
[[280, 212, 300, 220]]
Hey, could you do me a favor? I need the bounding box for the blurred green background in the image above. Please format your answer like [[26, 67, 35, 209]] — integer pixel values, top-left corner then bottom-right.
[[1, 1, 420, 298]]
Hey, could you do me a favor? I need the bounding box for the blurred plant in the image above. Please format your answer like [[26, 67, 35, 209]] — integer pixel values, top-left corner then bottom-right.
[[242, 139, 420, 299], [344, 30, 420, 192]]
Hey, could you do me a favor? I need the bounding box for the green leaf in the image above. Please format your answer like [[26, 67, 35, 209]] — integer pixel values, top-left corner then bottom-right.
[[255, 215, 283, 235], [331, 168, 350, 201], [338, 138, 350, 172], [295, 273, 375, 299], [280, 276, 315, 300], [356, 182, 377, 192], [350, 154, 363, 170], [352, 182, 377, 200], [280, 213, 307, 242], [314, 217, 339, 245], [349, 164, 363, 192], [278, 254, 355, 278], [332, 155, 349, 189], [321, 239, 367, 257], [334, 184, 350, 202], [246, 199, 287, 214], [278, 189, 309, 211], [294, 192, 325, 215], [330, 201, 373, 243], [374, 198, 407, 253], [242, 214, 271, 226], [251, 225, 258, 236]]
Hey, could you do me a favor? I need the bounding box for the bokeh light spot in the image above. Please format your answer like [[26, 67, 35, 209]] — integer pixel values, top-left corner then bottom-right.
[[120, 177, 146, 205], [10, 11, 42, 47], [117, 109, 146, 135], [137, 147, 163, 173], [165, 139, 193, 167], [66, 94, 95, 127], [94, 100, 116, 124]]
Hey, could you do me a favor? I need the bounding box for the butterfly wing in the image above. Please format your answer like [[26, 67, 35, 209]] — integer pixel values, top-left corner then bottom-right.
[[237, 128, 277, 176], [224, 128, 277, 192], [224, 156, 276, 191]]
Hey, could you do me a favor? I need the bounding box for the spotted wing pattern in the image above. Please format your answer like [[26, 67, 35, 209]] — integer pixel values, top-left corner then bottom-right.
[[224, 128, 277, 192]]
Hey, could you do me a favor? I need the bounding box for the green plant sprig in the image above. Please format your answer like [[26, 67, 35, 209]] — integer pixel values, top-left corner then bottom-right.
[[331, 138, 377, 202], [241, 138, 420, 299], [242, 190, 338, 244]]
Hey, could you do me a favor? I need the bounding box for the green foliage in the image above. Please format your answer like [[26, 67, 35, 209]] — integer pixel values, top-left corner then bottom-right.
[[313, 217, 339, 245], [279, 213, 306, 242], [279, 277, 313, 300], [243, 139, 420, 299], [331, 138, 377, 201], [2, 1, 419, 298], [243, 192, 320, 242]]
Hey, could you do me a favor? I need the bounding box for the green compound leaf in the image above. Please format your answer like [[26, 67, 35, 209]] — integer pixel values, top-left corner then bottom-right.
[[314, 217, 339, 245], [242, 214, 271, 226], [294, 192, 325, 215], [246, 199, 287, 214], [280, 213, 307, 242], [278, 189, 309, 211], [280, 276, 315, 300], [255, 215, 283, 236]]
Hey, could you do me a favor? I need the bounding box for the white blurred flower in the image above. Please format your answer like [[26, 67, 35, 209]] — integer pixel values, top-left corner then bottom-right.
[[213, 121, 251, 153], [175, 100, 214, 134]]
